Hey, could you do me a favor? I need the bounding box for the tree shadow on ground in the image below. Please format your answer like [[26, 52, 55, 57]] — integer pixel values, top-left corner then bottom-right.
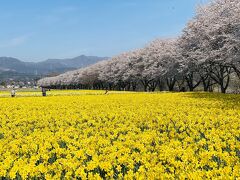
[[181, 92, 240, 107]]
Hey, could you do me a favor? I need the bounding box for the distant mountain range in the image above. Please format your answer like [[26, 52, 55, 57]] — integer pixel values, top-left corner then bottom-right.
[[0, 55, 108, 81]]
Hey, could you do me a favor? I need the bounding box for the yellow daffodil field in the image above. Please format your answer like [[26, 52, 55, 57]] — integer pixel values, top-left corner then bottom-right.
[[0, 91, 239, 179], [0, 89, 132, 98]]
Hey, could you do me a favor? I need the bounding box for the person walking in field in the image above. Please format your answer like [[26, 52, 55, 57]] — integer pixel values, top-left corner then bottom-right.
[[11, 89, 16, 97], [42, 87, 47, 96], [105, 89, 109, 95]]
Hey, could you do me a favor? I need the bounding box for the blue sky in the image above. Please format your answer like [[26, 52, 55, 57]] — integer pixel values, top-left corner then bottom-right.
[[0, 0, 209, 62]]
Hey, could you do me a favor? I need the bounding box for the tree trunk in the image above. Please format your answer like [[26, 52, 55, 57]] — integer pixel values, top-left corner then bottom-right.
[[176, 78, 185, 92], [126, 82, 131, 91], [210, 64, 232, 93], [141, 79, 150, 92], [148, 81, 157, 92], [232, 65, 240, 80], [132, 82, 137, 91], [201, 76, 210, 92], [157, 79, 164, 91], [166, 77, 176, 91], [185, 72, 201, 92]]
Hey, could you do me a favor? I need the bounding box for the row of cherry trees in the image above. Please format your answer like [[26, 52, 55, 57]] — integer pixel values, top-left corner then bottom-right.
[[38, 0, 240, 93]]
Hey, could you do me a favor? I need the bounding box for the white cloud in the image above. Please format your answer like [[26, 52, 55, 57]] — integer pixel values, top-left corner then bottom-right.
[[0, 35, 30, 48]]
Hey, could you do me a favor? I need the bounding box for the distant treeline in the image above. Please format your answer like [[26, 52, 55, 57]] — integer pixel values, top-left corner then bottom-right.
[[38, 0, 240, 93]]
